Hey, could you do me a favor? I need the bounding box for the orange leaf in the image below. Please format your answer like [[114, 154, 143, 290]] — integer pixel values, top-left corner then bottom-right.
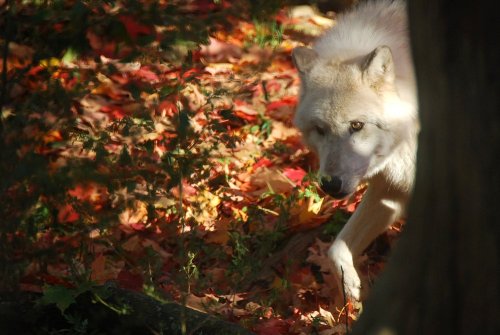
[[43, 130, 63, 144]]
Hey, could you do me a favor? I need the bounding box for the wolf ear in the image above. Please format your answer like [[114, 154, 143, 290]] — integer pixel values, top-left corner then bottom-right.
[[363, 46, 395, 86], [292, 47, 318, 74]]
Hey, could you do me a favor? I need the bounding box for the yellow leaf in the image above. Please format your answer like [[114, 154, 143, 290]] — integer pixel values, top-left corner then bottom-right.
[[307, 195, 323, 214], [40, 57, 60, 67], [232, 207, 248, 222]]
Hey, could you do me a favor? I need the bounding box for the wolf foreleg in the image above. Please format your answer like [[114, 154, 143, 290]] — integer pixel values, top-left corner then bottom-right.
[[328, 182, 407, 301]]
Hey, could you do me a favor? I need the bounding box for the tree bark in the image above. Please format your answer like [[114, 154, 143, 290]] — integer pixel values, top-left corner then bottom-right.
[[352, 1, 500, 334]]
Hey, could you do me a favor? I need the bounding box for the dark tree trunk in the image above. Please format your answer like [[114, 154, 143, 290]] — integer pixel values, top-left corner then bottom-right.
[[352, 1, 500, 334]]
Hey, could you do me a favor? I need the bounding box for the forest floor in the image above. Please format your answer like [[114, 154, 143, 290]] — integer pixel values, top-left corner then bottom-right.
[[4, 2, 403, 334]]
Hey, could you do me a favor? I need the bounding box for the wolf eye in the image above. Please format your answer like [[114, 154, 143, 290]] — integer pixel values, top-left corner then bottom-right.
[[314, 125, 326, 136], [350, 121, 365, 132]]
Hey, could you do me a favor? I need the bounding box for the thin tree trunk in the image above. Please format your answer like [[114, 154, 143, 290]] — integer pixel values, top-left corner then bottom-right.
[[352, 1, 500, 334]]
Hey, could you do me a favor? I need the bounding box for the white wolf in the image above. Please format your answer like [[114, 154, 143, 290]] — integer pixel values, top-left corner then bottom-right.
[[292, 0, 418, 300]]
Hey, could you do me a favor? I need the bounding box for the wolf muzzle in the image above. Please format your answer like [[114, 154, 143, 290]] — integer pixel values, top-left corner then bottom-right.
[[320, 176, 349, 199]]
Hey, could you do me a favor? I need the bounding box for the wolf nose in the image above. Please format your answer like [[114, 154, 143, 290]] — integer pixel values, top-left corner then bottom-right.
[[320, 176, 347, 198]]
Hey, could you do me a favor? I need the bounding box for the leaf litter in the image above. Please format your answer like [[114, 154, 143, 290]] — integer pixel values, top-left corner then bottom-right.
[[4, 2, 404, 334]]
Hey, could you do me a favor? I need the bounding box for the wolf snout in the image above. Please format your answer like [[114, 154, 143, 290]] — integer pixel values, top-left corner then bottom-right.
[[320, 176, 349, 199]]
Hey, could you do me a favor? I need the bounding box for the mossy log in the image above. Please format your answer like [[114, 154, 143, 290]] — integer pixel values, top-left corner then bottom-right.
[[0, 286, 254, 335]]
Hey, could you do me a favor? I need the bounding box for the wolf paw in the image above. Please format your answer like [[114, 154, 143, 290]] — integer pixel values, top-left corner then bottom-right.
[[328, 240, 362, 301], [339, 268, 362, 301]]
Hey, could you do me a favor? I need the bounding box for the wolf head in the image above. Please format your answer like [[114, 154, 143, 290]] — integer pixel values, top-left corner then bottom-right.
[[292, 46, 413, 198]]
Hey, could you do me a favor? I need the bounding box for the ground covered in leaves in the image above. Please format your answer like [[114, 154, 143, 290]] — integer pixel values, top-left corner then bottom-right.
[[1, 1, 401, 334]]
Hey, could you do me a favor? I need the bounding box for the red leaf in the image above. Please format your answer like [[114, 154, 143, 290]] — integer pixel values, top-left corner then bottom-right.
[[86, 30, 129, 58], [253, 157, 273, 170], [100, 105, 127, 119], [39, 274, 73, 288], [27, 65, 45, 76], [282, 167, 306, 186], [117, 270, 144, 291], [130, 222, 146, 231], [53, 23, 64, 32], [156, 100, 178, 117], [254, 319, 290, 335], [266, 96, 298, 121], [181, 68, 208, 81], [185, 0, 231, 12], [266, 96, 297, 111], [58, 204, 79, 223], [132, 66, 159, 83], [118, 15, 154, 40], [233, 99, 258, 121], [288, 266, 314, 286]]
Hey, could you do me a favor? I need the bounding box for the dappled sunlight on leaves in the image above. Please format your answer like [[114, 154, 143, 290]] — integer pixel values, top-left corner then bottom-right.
[[1, 1, 399, 333]]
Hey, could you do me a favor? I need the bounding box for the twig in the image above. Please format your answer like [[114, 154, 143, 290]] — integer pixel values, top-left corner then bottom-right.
[[340, 266, 349, 334], [178, 169, 187, 335], [0, 0, 12, 134], [261, 80, 269, 102]]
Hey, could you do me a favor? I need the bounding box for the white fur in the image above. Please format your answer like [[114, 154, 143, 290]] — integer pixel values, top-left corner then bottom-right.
[[292, 0, 418, 300], [314, 0, 417, 109]]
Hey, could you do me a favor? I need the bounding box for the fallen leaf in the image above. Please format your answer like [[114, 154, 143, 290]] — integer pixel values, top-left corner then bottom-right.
[[266, 96, 297, 121], [253, 157, 274, 170], [306, 239, 334, 274], [200, 37, 242, 62], [118, 15, 154, 40], [254, 318, 290, 335], [119, 200, 148, 229], [90, 255, 124, 284], [122, 235, 141, 252], [282, 167, 306, 185], [132, 66, 160, 83], [57, 204, 79, 223], [117, 269, 144, 291], [233, 99, 259, 121], [249, 167, 296, 196]]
